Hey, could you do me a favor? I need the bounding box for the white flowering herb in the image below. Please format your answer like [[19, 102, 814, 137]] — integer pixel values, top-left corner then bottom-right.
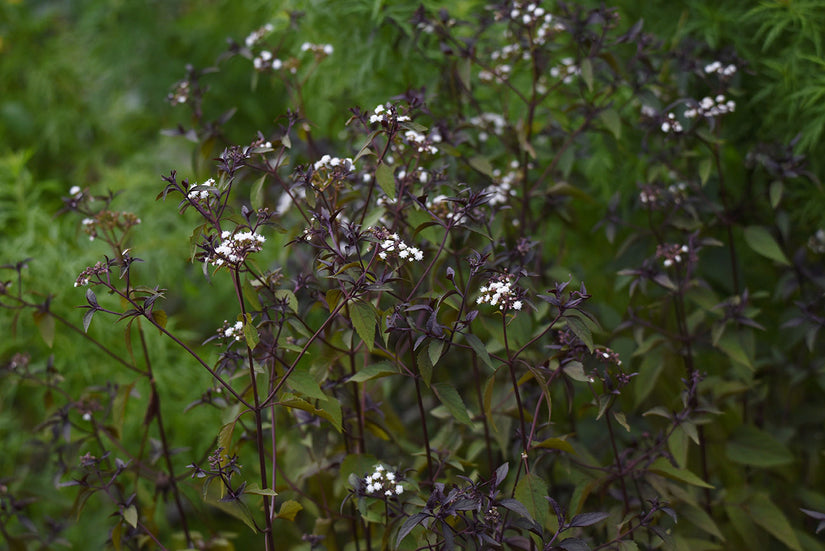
[[477, 274, 525, 311], [208, 228, 266, 267], [683, 95, 736, 120], [368, 103, 411, 125], [358, 464, 404, 497], [313, 154, 355, 173], [188, 178, 214, 202], [218, 320, 245, 342], [372, 227, 423, 263]]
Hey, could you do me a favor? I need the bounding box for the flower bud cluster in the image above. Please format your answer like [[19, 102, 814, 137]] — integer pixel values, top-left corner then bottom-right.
[[684, 95, 736, 120], [403, 129, 439, 155], [477, 274, 524, 311], [188, 178, 214, 202], [217, 320, 245, 342], [504, 2, 562, 44], [360, 464, 404, 497], [479, 64, 511, 83], [470, 113, 506, 142], [209, 229, 266, 267], [300, 42, 334, 56], [253, 50, 284, 72], [550, 57, 580, 84], [485, 161, 521, 207], [704, 61, 737, 77], [660, 112, 683, 134], [74, 261, 109, 287], [168, 80, 191, 105], [369, 103, 411, 125], [657, 243, 690, 268], [808, 229, 825, 254], [372, 227, 424, 262], [79, 211, 141, 242], [245, 24, 274, 48], [313, 154, 355, 173]]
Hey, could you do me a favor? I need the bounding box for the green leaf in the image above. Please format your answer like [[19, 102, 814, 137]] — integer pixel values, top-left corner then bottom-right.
[[563, 361, 592, 383], [243, 319, 259, 350], [274, 289, 298, 313], [769, 181, 783, 208], [465, 333, 496, 371], [743, 225, 790, 266], [599, 108, 621, 139], [275, 499, 303, 521], [726, 424, 794, 468], [349, 362, 398, 383], [747, 494, 802, 551], [726, 504, 761, 549], [432, 383, 473, 426], [668, 424, 689, 468], [682, 502, 725, 541], [151, 309, 167, 330], [417, 347, 432, 387], [613, 411, 630, 432], [123, 505, 138, 528], [217, 422, 236, 471], [250, 174, 266, 210], [580, 58, 594, 91], [566, 317, 594, 352], [532, 437, 576, 455], [376, 162, 395, 200], [699, 158, 713, 186], [112, 519, 123, 551], [245, 484, 278, 497], [280, 395, 342, 432], [286, 363, 326, 401], [350, 300, 377, 351], [428, 339, 444, 367], [648, 458, 714, 488], [32, 311, 55, 348], [469, 155, 494, 178], [715, 333, 753, 370], [515, 473, 549, 529]]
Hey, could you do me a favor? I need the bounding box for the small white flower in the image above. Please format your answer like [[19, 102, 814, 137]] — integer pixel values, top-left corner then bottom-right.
[[70, 186, 81, 196]]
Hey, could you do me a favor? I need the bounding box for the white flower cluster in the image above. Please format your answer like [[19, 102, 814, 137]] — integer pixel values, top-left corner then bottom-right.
[[485, 161, 520, 206], [403, 129, 439, 155], [508, 3, 561, 44], [427, 194, 466, 224], [218, 320, 245, 342], [640, 104, 657, 119], [313, 154, 355, 173], [477, 274, 523, 311], [301, 42, 334, 56], [252, 50, 283, 72], [660, 112, 683, 133], [684, 95, 736, 120], [704, 61, 737, 77], [362, 464, 403, 497], [188, 178, 214, 201], [209, 229, 266, 267], [470, 113, 507, 142], [374, 228, 424, 262], [69, 185, 83, 198], [369, 103, 411, 125], [479, 64, 511, 83], [809, 229, 825, 254], [659, 243, 690, 268], [550, 57, 580, 84], [168, 80, 190, 105], [245, 24, 274, 48]]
